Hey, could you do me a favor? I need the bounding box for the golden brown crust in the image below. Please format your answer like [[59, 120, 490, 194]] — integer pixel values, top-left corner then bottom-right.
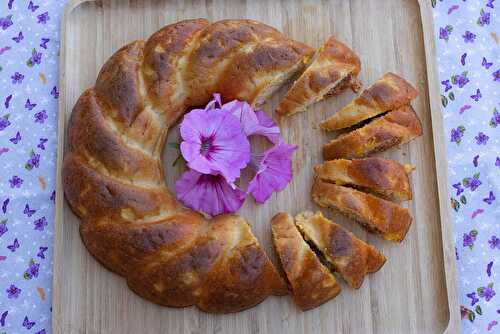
[[314, 158, 413, 201], [322, 105, 423, 160], [320, 72, 418, 130], [62, 19, 307, 313], [295, 211, 386, 289], [271, 213, 341, 310], [276, 36, 361, 116], [311, 180, 413, 242]]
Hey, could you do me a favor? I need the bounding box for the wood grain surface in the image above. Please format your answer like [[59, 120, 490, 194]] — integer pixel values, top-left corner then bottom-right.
[[53, 0, 460, 333]]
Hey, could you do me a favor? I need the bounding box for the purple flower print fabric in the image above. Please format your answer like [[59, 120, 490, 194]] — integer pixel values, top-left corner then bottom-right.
[[0, 1, 498, 334], [433, 0, 499, 333], [0, 1, 65, 333]]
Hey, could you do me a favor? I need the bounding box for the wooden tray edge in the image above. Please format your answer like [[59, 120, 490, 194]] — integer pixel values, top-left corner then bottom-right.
[[417, 1, 460, 333], [52, 1, 461, 333]]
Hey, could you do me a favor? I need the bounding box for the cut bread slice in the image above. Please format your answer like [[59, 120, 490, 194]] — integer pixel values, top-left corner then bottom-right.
[[314, 158, 414, 201], [271, 213, 341, 310], [275, 36, 361, 117], [320, 72, 418, 130], [312, 179, 413, 242], [295, 211, 386, 289], [322, 105, 423, 160]]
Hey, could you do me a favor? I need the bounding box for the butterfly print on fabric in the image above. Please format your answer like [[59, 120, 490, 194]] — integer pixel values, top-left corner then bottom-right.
[[7, 238, 19, 252]]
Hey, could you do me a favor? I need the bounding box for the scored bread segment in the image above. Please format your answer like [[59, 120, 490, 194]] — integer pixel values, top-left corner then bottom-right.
[[271, 213, 341, 310], [275, 36, 361, 117], [294, 211, 386, 289], [311, 179, 413, 242], [314, 158, 414, 201], [322, 105, 423, 160], [320, 72, 418, 131]]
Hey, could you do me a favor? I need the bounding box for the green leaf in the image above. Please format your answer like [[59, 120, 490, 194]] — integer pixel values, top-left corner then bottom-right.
[[451, 198, 460, 212], [475, 305, 482, 315], [447, 25, 453, 33], [480, 8, 485, 16], [462, 178, 469, 186], [23, 272, 30, 280], [468, 311, 475, 322], [470, 229, 478, 237], [448, 92, 455, 101], [441, 95, 448, 107], [473, 172, 480, 179], [493, 107, 498, 113], [25, 163, 33, 171], [488, 282, 493, 288], [458, 125, 466, 133], [477, 287, 484, 294], [451, 75, 457, 84], [2, 114, 10, 120], [431, 0, 437, 8], [460, 195, 467, 204], [491, 119, 497, 127], [462, 71, 468, 77]]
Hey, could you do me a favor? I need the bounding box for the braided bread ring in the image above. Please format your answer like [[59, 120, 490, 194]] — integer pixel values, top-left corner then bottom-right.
[[62, 19, 314, 313]]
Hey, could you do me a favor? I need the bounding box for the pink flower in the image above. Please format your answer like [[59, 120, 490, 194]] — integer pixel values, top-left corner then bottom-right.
[[214, 95, 280, 143], [180, 107, 250, 183], [248, 142, 297, 204], [175, 169, 246, 216]]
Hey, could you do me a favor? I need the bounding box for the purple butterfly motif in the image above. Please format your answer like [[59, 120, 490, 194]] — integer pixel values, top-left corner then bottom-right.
[[50, 190, 56, 202], [23, 204, 36, 217], [470, 89, 481, 101], [0, 310, 7, 327], [37, 11, 49, 24], [34, 217, 47, 231], [37, 246, 48, 259], [0, 46, 11, 55], [2, 198, 9, 214], [482, 57, 493, 69], [460, 53, 466, 65], [487, 0, 495, 9], [0, 148, 8, 156], [28, 1, 39, 12], [51, 86, 59, 99], [25, 98, 36, 110], [487, 261, 493, 277], [7, 238, 19, 252], [4, 95, 12, 109], [9, 131, 21, 144], [448, 5, 459, 14], [8, 0, 14, 10], [40, 38, 49, 49], [473, 155, 479, 167], [37, 138, 48, 150], [22, 316, 35, 330], [483, 191, 496, 205], [12, 31, 23, 43], [36, 330, 46, 334]]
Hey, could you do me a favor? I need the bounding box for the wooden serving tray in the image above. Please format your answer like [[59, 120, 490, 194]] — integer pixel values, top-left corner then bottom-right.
[[53, 0, 460, 333]]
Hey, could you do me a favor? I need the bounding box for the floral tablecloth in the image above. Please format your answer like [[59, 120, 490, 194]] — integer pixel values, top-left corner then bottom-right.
[[0, 1, 498, 333]]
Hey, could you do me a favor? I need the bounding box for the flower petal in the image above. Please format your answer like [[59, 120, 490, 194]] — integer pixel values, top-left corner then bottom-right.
[[175, 169, 246, 216], [180, 108, 250, 182], [248, 142, 297, 203]]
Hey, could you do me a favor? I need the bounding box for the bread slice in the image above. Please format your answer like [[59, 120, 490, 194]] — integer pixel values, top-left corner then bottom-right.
[[312, 179, 413, 242], [275, 36, 361, 117], [320, 72, 418, 130], [271, 213, 341, 310], [295, 211, 386, 289], [322, 105, 423, 160], [314, 158, 414, 201]]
